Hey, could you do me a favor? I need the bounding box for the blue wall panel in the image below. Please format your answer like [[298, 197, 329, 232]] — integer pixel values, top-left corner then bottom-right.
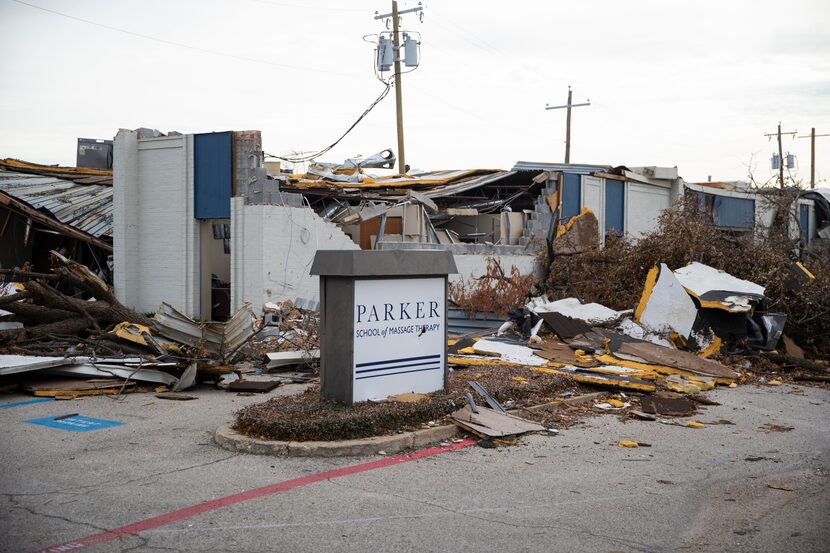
[[712, 195, 754, 228], [799, 204, 810, 242], [562, 173, 581, 220], [604, 179, 625, 236], [194, 132, 232, 219]]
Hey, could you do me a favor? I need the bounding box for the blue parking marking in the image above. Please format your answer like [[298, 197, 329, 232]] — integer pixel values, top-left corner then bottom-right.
[[25, 415, 125, 432]]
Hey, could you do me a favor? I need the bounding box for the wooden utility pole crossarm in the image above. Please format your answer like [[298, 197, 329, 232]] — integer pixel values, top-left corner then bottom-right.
[[545, 86, 590, 164]]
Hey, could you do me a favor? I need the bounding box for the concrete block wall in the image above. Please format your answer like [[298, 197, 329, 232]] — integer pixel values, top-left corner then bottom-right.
[[114, 130, 200, 317], [231, 198, 360, 313]]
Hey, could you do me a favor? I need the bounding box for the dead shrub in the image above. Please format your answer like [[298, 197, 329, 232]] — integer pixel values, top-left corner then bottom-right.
[[544, 195, 830, 356], [449, 257, 533, 317], [233, 365, 581, 441]]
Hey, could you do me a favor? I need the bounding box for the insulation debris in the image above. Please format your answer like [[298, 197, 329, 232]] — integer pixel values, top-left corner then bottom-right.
[[635, 263, 697, 339], [674, 262, 765, 313], [528, 296, 624, 325]]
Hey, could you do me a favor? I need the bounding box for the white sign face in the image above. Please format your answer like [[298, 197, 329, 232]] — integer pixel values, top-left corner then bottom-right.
[[352, 277, 445, 403]]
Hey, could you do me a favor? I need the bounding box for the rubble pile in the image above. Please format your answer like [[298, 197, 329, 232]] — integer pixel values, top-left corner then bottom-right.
[[0, 251, 152, 353], [0, 250, 319, 396], [545, 200, 829, 357]]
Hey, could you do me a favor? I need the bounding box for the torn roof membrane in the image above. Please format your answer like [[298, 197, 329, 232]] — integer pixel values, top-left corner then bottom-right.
[[528, 296, 624, 325], [673, 262, 765, 313], [286, 168, 506, 189]]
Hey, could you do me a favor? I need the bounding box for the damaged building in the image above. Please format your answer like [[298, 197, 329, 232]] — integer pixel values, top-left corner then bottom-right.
[[106, 126, 821, 321], [0, 158, 112, 279]]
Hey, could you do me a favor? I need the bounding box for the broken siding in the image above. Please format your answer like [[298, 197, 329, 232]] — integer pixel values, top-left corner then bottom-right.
[[230, 198, 360, 313]]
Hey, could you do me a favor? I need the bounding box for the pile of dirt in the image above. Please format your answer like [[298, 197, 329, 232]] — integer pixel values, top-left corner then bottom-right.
[[233, 365, 584, 442], [544, 198, 830, 356]]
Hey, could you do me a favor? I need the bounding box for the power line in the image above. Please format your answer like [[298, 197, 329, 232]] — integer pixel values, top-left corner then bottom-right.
[[244, 0, 364, 13], [9, 0, 360, 78], [265, 78, 394, 164], [429, 13, 500, 55]]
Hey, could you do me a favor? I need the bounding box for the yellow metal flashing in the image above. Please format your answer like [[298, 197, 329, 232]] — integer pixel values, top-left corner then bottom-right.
[[697, 336, 723, 358], [594, 353, 734, 384], [795, 261, 816, 281], [532, 366, 656, 392], [634, 264, 660, 323]]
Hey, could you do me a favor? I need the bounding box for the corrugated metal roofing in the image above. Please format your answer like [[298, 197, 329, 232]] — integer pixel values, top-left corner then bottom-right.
[[512, 161, 610, 174], [0, 170, 113, 238]]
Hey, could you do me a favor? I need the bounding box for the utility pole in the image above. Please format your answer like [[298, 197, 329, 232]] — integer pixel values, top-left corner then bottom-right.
[[797, 128, 830, 189], [391, 1, 405, 174], [374, 1, 423, 175], [764, 123, 797, 188], [545, 86, 590, 164]]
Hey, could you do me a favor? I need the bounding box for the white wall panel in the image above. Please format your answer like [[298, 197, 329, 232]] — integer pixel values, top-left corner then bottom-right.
[[231, 199, 360, 313], [626, 182, 671, 238]]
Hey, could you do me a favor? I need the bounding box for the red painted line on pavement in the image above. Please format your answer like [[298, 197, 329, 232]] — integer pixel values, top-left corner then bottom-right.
[[33, 439, 476, 553]]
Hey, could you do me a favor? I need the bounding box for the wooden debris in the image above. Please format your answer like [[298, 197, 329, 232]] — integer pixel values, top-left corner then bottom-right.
[[451, 405, 544, 439], [640, 395, 696, 416], [155, 392, 198, 401]]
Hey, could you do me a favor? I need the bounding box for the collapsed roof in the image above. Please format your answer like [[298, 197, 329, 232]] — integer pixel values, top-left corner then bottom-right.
[[0, 159, 113, 251]]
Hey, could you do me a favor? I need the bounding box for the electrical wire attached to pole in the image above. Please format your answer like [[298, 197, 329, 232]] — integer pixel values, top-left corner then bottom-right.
[[265, 78, 393, 164]]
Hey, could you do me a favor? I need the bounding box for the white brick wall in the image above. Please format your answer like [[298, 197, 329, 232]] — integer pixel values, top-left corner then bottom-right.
[[231, 198, 360, 313], [114, 131, 200, 317]]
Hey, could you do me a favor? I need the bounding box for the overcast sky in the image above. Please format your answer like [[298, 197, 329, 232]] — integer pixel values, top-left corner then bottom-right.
[[1, 0, 828, 184]]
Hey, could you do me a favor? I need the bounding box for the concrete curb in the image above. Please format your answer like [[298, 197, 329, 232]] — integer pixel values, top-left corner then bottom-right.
[[214, 423, 461, 457]]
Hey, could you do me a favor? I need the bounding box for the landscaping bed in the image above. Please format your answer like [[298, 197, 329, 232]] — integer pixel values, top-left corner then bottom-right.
[[233, 365, 588, 442]]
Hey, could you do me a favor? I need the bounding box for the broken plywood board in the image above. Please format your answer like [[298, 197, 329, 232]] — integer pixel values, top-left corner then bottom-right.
[[615, 341, 739, 382], [451, 405, 544, 438], [634, 263, 697, 339], [538, 312, 592, 340], [25, 378, 135, 397], [619, 342, 739, 381], [640, 395, 696, 416], [532, 366, 657, 393], [532, 338, 586, 366]]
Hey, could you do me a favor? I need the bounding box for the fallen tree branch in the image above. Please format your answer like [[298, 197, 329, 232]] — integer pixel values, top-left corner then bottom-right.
[[0, 269, 59, 281], [793, 375, 830, 383], [764, 354, 828, 373], [0, 291, 30, 306]]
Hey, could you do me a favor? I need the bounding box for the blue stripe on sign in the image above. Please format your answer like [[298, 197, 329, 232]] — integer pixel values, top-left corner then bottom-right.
[[356, 360, 441, 374], [355, 365, 442, 380], [356, 354, 440, 368], [0, 398, 54, 409]]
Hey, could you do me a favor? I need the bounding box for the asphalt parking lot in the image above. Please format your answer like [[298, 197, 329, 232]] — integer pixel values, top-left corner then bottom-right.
[[1, 382, 828, 553]]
